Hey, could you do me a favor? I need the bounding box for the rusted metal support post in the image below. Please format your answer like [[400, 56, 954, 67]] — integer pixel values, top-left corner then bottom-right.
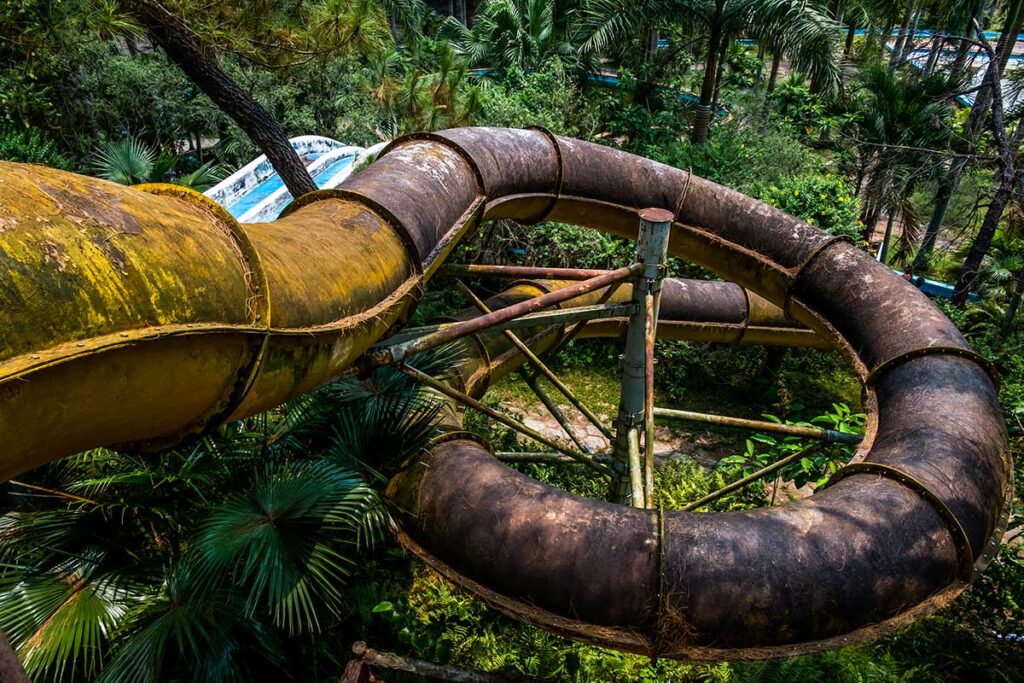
[[653, 407, 863, 444], [611, 209, 673, 506], [400, 365, 614, 476], [375, 302, 637, 350], [682, 445, 815, 511], [456, 279, 614, 441]]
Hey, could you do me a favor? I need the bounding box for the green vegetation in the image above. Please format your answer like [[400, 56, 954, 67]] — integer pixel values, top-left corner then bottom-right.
[[2, 0, 1024, 681]]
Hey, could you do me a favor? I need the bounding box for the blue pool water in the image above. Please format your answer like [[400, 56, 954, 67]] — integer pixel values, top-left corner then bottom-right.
[[228, 172, 288, 218], [312, 155, 355, 184], [225, 153, 357, 220]]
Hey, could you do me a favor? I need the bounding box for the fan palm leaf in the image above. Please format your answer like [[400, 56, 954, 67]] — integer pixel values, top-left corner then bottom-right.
[[90, 137, 156, 185], [189, 459, 387, 634]]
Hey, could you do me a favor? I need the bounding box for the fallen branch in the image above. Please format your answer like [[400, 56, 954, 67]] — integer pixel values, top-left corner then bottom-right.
[[342, 641, 541, 683]]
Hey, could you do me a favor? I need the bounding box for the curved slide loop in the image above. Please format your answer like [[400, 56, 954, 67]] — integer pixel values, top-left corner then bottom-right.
[[0, 127, 1010, 660]]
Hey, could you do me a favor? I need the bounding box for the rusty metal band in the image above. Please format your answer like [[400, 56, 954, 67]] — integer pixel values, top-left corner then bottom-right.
[[672, 169, 693, 222], [277, 188, 425, 275], [783, 235, 853, 319], [525, 125, 565, 224], [380, 131, 487, 196], [826, 462, 975, 581], [653, 501, 668, 657], [865, 346, 1001, 389], [785, 295, 871, 380], [133, 183, 271, 324], [735, 288, 755, 346], [132, 183, 273, 448], [426, 431, 494, 453], [505, 279, 556, 296], [974, 459, 1015, 578]]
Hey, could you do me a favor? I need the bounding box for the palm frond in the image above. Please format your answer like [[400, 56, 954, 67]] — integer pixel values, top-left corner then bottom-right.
[[90, 137, 156, 185], [189, 459, 382, 635]]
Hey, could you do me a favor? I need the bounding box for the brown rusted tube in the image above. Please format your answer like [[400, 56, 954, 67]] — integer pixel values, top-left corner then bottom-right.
[[441, 264, 611, 280], [0, 127, 1009, 661], [366, 129, 1007, 657]]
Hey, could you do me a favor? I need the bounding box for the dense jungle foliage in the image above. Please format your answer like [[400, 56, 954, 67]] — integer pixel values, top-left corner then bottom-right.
[[1, 0, 1024, 681]]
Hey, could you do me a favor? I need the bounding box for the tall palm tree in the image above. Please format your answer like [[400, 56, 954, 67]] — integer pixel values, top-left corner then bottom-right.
[[445, 0, 583, 71], [583, 0, 842, 143], [848, 64, 954, 263]]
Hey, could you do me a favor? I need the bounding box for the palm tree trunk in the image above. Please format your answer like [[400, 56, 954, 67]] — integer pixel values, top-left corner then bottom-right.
[[890, 3, 913, 69], [844, 21, 857, 57], [642, 25, 660, 64], [711, 37, 729, 108], [949, 35, 972, 81], [898, 9, 923, 65], [969, 0, 1024, 135], [925, 36, 943, 76], [879, 23, 893, 55], [1000, 269, 1024, 336], [766, 52, 782, 93], [125, 0, 317, 198], [691, 3, 724, 144], [879, 211, 897, 263], [953, 79, 1024, 305], [914, 154, 967, 272]]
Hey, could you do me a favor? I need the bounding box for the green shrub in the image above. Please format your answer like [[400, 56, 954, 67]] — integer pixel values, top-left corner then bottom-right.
[[753, 173, 863, 240], [656, 120, 826, 193], [0, 124, 70, 168], [477, 61, 599, 136]]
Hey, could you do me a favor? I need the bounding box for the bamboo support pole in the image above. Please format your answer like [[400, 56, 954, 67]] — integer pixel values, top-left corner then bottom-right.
[[456, 279, 613, 440], [682, 445, 815, 512], [400, 365, 613, 477], [653, 407, 863, 444], [519, 370, 594, 454], [441, 264, 612, 281]]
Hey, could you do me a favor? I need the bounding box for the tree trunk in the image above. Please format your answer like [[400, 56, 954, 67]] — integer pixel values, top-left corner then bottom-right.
[[844, 21, 857, 57], [711, 37, 729, 109], [925, 36, 943, 76], [969, 0, 1024, 134], [691, 3, 724, 144], [641, 25, 660, 64], [914, 154, 968, 272], [949, 35, 973, 82], [953, 169, 1016, 305], [921, 8, 1014, 267], [953, 67, 1024, 305], [890, 3, 913, 69], [125, 0, 317, 198], [1001, 269, 1024, 337], [766, 52, 782, 93], [897, 9, 923, 65], [880, 211, 897, 263]]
